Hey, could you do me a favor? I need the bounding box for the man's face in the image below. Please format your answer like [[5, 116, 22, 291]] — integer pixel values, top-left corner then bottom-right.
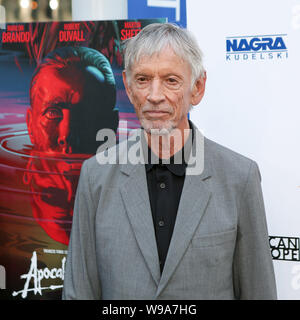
[[27, 66, 83, 153], [123, 46, 206, 134], [27, 64, 116, 154]]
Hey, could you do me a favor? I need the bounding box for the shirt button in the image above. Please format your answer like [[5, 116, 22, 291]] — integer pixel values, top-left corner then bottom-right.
[[159, 182, 166, 189], [158, 220, 165, 227]]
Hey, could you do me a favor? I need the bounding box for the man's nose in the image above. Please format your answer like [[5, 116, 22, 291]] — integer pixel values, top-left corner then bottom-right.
[[57, 110, 72, 153], [147, 79, 165, 105]]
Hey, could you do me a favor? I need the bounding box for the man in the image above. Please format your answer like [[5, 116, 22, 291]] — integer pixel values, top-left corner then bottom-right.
[[27, 46, 118, 155], [63, 23, 277, 299], [25, 47, 119, 244]]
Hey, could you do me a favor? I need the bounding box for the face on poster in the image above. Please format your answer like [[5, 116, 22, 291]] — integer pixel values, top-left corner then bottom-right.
[[0, 18, 165, 299]]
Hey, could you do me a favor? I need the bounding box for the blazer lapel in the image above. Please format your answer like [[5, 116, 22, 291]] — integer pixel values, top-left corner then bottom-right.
[[120, 163, 161, 286], [156, 131, 212, 297]]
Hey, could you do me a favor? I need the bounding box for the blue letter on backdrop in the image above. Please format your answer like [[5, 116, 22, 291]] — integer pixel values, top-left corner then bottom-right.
[[128, 0, 187, 27]]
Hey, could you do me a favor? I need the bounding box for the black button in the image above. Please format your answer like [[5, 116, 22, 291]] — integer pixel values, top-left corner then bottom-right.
[[158, 220, 165, 227], [159, 182, 166, 189]]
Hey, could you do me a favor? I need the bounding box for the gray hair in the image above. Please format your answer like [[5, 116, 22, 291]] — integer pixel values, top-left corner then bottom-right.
[[123, 23, 205, 87]]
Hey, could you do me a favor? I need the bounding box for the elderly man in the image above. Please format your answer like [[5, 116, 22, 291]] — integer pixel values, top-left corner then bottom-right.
[[63, 23, 277, 299]]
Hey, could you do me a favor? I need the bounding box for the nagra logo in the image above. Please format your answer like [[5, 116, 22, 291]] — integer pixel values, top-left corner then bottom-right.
[[227, 36, 286, 52], [226, 34, 288, 61], [12, 251, 66, 298]]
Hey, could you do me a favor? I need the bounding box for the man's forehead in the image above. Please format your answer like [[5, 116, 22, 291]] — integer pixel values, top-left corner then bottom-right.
[[31, 71, 83, 108], [134, 46, 186, 66], [33, 72, 69, 95], [34, 64, 107, 90], [38, 64, 84, 80], [33, 65, 85, 91], [33, 84, 64, 108], [131, 47, 190, 74]]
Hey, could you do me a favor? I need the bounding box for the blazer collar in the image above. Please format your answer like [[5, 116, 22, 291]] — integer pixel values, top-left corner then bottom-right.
[[120, 121, 205, 176]]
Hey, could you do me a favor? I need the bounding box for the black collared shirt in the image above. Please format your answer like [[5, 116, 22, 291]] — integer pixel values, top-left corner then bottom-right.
[[144, 123, 193, 273]]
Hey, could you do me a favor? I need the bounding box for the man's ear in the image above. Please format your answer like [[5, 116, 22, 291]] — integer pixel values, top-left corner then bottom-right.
[[191, 72, 207, 106], [122, 70, 134, 104], [26, 108, 35, 144]]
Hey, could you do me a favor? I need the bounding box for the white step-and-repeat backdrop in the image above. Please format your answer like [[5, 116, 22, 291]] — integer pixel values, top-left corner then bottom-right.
[[187, 0, 300, 299]]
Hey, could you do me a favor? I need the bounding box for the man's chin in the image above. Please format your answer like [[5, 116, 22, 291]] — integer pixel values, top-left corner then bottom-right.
[[141, 119, 176, 135]]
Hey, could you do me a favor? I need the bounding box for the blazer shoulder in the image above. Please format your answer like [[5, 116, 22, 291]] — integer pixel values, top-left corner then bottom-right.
[[204, 137, 259, 183], [80, 139, 128, 188]]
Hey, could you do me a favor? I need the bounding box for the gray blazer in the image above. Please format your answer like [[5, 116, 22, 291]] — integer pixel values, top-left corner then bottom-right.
[[62, 124, 277, 300]]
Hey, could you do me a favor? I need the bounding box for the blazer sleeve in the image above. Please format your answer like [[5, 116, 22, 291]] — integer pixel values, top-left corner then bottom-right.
[[233, 161, 277, 299], [62, 160, 101, 300]]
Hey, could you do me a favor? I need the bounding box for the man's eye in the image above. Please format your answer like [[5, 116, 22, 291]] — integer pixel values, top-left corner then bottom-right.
[[167, 78, 178, 84], [44, 107, 63, 120], [165, 77, 181, 89], [136, 77, 148, 83], [135, 76, 149, 88]]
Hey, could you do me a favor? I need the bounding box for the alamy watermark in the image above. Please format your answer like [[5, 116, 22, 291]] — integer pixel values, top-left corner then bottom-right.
[[96, 124, 204, 176], [0, 265, 5, 289], [0, 5, 5, 30]]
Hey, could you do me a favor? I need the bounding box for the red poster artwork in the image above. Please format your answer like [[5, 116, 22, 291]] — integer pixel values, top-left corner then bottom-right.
[[0, 18, 165, 299]]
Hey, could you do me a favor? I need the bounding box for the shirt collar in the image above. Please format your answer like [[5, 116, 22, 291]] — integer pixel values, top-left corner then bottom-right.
[[144, 120, 194, 177]]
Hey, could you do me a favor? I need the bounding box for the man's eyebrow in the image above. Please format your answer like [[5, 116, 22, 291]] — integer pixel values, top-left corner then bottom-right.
[[166, 72, 180, 77], [134, 72, 151, 77], [161, 71, 184, 78], [133, 72, 183, 80]]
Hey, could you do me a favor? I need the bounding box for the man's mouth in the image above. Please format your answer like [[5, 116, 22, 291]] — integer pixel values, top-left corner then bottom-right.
[[144, 110, 170, 118]]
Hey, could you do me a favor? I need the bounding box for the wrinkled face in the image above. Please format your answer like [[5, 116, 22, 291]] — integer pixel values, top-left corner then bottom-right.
[[123, 46, 206, 134], [27, 65, 116, 154]]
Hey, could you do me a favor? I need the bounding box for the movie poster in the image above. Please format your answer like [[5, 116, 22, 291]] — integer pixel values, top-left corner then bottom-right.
[[0, 18, 165, 300]]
